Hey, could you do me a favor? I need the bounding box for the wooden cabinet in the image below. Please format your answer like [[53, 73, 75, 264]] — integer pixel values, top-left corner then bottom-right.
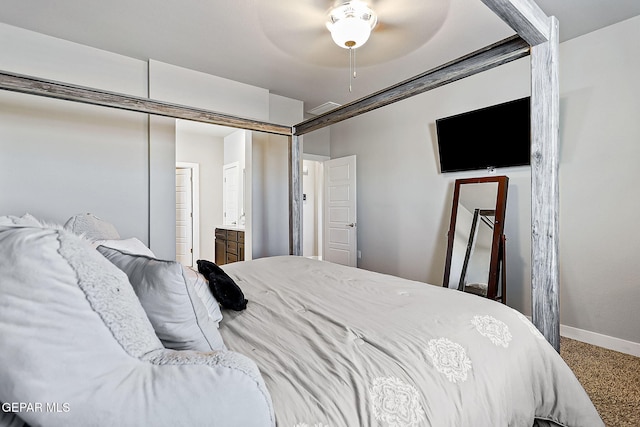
[[214, 229, 226, 265], [215, 228, 245, 265]]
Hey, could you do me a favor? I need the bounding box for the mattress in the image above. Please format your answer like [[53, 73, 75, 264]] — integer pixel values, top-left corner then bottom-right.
[[219, 256, 602, 427]]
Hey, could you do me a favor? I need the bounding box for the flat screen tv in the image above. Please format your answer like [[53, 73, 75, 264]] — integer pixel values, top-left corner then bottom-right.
[[436, 97, 530, 173]]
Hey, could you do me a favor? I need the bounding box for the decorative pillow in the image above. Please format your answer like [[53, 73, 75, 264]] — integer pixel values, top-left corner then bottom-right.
[[93, 237, 155, 257], [0, 226, 163, 425], [64, 213, 120, 241], [97, 246, 225, 351], [197, 259, 248, 311], [0, 226, 273, 427]]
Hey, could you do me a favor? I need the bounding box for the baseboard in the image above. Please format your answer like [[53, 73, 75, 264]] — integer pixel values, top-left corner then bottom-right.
[[560, 324, 640, 358], [523, 316, 640, 357]]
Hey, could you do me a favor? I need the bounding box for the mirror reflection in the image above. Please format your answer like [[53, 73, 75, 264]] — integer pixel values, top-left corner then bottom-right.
[[443, 176, 508, 302]]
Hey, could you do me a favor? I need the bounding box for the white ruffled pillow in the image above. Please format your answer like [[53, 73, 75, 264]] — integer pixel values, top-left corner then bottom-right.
[[0, 213, 45, 227], [97, 246, 225, 352], [64, 213, 120, 241], [93, 237, 155, 257]]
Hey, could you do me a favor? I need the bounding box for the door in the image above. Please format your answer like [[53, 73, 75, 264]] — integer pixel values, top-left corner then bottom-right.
[[223, 162, 240, 226], [323, 155, 357, 267], [176, 167, 194, 266]]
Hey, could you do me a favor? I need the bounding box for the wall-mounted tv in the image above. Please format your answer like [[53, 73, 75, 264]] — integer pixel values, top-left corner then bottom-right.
[[436, 97, 530, 173]]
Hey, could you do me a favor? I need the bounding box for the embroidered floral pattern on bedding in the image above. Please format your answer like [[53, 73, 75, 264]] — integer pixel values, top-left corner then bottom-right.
[[514, 310, 546, 340], [425, 338, 472, 383], [370, 376, 425, 427], [472, 315, 512, 348]]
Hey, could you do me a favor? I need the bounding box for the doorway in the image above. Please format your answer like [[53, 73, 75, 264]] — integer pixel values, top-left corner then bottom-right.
[[302, 154, 358, 266], [302, 159, 322, 259], [302, 154, 329, 259], [323, 155, 357, 267]]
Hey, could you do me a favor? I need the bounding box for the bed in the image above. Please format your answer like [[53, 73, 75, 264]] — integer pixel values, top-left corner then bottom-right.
[[0, 213, 602, 426], [218, 255, 602, 427]]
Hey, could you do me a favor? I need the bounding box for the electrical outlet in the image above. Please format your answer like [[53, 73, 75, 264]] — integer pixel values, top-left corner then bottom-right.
[[357, 250, 362, 259]]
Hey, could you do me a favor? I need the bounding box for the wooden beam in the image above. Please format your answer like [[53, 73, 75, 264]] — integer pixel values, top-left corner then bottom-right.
[[530, 16, 560, 351], [293, 35, 529, 135], [480, 0, 550, 46], [0, 70, 293, 136], [288, 135, 303, 256]]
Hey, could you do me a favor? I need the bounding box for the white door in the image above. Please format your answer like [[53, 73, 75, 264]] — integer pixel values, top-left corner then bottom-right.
[[223, 162, 240, 226], [176, 167, 194, 266], [323, 155, 357, 267]]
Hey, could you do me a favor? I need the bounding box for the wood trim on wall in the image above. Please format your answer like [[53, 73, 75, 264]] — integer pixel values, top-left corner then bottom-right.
[[293, 35, 530, 136], [0, 70, 293, 136]]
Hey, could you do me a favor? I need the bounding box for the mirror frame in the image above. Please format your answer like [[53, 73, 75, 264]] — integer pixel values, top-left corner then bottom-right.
[[442, 176, 509, 302]]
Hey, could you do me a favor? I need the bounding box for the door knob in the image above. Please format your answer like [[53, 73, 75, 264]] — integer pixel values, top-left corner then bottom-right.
[[346, 223, 356, 228]]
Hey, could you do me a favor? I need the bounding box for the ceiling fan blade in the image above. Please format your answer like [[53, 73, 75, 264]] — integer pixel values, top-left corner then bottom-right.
[[256, 0, 451, 68], [371, 20, 400, 33]]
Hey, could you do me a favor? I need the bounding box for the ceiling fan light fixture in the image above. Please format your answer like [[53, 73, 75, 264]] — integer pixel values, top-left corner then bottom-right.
[[326, 1, 377, 49]]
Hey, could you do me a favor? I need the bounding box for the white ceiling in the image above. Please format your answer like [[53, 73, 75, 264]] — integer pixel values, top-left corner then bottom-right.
[[1, 0, 639, 117]]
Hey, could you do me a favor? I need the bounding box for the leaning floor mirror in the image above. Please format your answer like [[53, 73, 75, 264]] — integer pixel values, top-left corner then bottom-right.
[[442, 176, 508, 302]]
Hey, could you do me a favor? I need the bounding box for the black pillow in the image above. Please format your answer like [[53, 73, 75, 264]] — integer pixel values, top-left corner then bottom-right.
[[196, 259, 247, 311]]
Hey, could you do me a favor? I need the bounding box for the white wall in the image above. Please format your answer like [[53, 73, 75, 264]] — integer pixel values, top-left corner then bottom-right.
[[557, 16, 640, 344], [0, 24, 146, 95], [224, 130, 246, 166], [303, 127, 331, 157], [251, 131, 267, 258], [251, 134, 290, 258], [149, 116, 177, 258], [0, 23, 150, 242], [148, 60, 269, 121], [251, 94, 304, 258], [330, 16, 640, 346]]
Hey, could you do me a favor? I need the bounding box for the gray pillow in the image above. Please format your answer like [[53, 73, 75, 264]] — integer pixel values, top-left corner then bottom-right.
[[97, 246, 225, 352]]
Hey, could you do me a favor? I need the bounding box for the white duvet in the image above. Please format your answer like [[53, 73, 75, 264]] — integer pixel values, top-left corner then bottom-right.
[[219, 256, 602, 427]]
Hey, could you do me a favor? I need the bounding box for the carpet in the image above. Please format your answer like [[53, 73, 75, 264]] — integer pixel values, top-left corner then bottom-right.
[[560, 337, 640, 427]]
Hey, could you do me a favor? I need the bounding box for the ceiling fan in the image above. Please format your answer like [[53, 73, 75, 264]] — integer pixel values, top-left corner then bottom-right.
[[256, 0, 450, 68], [325, 0, 378, 50]]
